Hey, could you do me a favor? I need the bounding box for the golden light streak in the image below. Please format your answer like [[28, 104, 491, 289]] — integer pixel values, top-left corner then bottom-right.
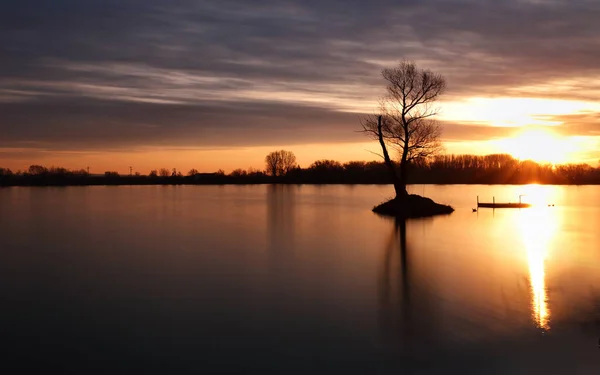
[[517, 185, 559, 330]]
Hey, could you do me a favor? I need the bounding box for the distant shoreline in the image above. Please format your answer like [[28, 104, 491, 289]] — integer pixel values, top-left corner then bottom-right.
[[2, 179, 600, 187], [2, 154, 600, 186]]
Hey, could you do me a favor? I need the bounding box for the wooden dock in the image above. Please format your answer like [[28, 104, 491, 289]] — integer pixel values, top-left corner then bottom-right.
[[477, 195, 531, 209]]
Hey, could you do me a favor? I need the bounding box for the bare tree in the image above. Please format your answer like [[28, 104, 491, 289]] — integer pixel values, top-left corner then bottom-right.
[[158, 168, 171, 177], [28, 165, 48, 175], [0, 168, 13, 177], [265, 150, 297, 177], [230, 168, 247, 177], [362, 61, 446, 198]]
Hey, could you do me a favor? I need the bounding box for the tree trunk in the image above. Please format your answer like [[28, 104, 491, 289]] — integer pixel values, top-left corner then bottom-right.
[[377, 116, 407, 198], [399, 154, 409, 198], [396, 218, 409, 304]]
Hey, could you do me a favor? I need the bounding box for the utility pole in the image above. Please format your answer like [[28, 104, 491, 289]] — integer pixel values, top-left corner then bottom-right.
[[87, 166, 90, 175], [129, 166, 133, 176]]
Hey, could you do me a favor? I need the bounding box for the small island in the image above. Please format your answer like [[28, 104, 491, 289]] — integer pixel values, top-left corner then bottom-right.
[[373, 194, 454, 218]]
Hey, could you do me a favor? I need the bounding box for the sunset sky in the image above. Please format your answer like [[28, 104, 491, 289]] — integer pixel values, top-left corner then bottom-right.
[[1, 0, 599, 174]]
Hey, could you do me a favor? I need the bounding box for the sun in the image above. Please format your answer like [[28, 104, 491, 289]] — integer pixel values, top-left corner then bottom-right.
[[495, 128, 574, 164]]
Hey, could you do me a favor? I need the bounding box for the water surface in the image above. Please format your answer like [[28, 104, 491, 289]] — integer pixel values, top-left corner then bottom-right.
[[1, 184, 600, 373]]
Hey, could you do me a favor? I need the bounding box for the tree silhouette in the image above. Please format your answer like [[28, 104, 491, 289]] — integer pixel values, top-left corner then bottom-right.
[[363, 61, 446, 198], [0, 168, 13, 176], [230, 168, 247, 177], [309, 159, 343, 171], [28, 165, 48, 175], [265, 150, 297, 177]]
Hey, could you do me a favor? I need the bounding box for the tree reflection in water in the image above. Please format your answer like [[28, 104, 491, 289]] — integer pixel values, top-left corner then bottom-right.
[[378, 217, 442, 358]]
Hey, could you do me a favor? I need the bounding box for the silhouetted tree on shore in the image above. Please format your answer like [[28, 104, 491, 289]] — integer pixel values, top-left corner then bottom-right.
[[230, 169, 247, 177], [0, 168, 13, 184], [307, 160, 344, 182], [265, 150, 297, 177], [363, 61, 446, 198], [0, 168, 13, 176], [28, 165, 48, 175]]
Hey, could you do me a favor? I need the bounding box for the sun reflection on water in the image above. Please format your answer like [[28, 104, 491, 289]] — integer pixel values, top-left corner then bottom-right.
[[518, 197, 558, 330], [519, 184, 555, 207]]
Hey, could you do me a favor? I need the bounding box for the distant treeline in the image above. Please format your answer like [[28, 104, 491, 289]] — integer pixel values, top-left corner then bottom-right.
[[1, 154, 600, 186]]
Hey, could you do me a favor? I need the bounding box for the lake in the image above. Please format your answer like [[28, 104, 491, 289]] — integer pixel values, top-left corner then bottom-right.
[[1, 184, 600, 373]]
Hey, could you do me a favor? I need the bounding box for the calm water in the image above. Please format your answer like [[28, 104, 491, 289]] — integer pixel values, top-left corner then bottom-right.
[[1, 184, 600, 373]]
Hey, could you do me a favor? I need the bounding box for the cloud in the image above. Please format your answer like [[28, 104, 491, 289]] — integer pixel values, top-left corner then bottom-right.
[[440, 122, 521, 142], [0, 97, 367, 150], [545, 112, 600, 137], [1, 0, 600, 153]]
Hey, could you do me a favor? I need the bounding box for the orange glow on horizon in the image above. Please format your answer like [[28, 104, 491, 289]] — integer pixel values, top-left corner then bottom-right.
[[0, 142, 382, 175], [1, 134, 598, 175], [441, 97, 600, 127], [493, 128, 578, 165], [440, 95, 600, 164]]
